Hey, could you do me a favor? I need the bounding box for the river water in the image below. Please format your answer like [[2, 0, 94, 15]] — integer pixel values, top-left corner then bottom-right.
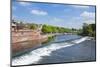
[[12, 34, 96, 66]]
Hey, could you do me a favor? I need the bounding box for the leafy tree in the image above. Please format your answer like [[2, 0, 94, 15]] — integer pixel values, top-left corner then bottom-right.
[[80, 23, 96, 37], [41, 24, 73, 33]]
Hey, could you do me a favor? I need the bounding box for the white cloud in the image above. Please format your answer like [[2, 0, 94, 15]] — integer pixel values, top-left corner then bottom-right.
[[19, 2, 31, 6], [85, 20, 95, 24], [80, 11, 95, 24], [31, 9, 48, 16], [80, 11, 95, 19], [53, 17, 64, 22], [71, 5, 89, 8]]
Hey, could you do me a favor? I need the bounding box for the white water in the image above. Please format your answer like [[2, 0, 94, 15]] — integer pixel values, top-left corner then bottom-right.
[[12, 37, 88, 66]]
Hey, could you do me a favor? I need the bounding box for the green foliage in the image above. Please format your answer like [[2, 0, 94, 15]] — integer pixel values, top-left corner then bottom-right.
[[29, 24, 36, 30], [28, 24, 38, 30], [42, 25, 52, 33], [12, 20, 79, 34], [41, 24, 72, 33], [80, 23, 96, 37]]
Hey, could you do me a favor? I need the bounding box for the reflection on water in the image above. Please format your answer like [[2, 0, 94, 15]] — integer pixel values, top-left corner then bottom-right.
[[12, 40, 42, 57], [12, 34, 96, 66]]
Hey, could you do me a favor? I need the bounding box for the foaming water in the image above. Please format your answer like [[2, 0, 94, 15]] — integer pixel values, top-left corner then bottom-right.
[[12, 37, 88, 66]]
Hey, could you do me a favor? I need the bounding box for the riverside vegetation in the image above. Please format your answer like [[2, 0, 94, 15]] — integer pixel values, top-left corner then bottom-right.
[[28, 22, 96, 38], [14, 21, 96, 40]]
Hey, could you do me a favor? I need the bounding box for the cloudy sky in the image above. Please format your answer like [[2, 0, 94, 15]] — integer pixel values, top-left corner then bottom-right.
[[12, 1, 96, 29]]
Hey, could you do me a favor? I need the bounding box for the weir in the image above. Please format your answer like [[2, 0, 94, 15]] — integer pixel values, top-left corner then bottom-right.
[[12, 37, 88, 66]]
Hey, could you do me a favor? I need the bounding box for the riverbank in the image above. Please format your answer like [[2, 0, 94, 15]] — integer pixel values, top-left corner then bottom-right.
[[12, 30, 56, 56]]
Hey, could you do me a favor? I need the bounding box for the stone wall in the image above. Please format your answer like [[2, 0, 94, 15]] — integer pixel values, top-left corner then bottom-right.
[[12, 30, 48, 43], [12, 30, 48, 55]]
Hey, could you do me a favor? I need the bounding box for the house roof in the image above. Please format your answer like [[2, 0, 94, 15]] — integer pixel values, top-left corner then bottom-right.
[[12, 23, 16, 26]]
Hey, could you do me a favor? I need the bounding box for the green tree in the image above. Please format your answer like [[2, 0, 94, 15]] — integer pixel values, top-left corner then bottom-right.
[[80, 23, 96, 37]]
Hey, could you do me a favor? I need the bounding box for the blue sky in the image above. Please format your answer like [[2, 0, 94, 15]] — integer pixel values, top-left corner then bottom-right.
[[12, 1, 95, 29]]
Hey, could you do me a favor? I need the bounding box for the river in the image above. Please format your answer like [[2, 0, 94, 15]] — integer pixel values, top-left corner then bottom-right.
[[12, 34, 96, 66]]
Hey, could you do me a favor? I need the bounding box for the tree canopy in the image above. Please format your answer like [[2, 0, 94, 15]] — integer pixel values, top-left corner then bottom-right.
[[79, 23, 96, 37], [41, 24, 73, 33]]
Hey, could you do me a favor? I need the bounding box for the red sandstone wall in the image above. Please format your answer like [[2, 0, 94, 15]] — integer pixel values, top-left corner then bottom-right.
[[12, 30, 48, 43]]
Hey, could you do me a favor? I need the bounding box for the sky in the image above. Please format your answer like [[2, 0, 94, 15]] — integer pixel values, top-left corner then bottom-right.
[[12, 1, 96, 29]]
